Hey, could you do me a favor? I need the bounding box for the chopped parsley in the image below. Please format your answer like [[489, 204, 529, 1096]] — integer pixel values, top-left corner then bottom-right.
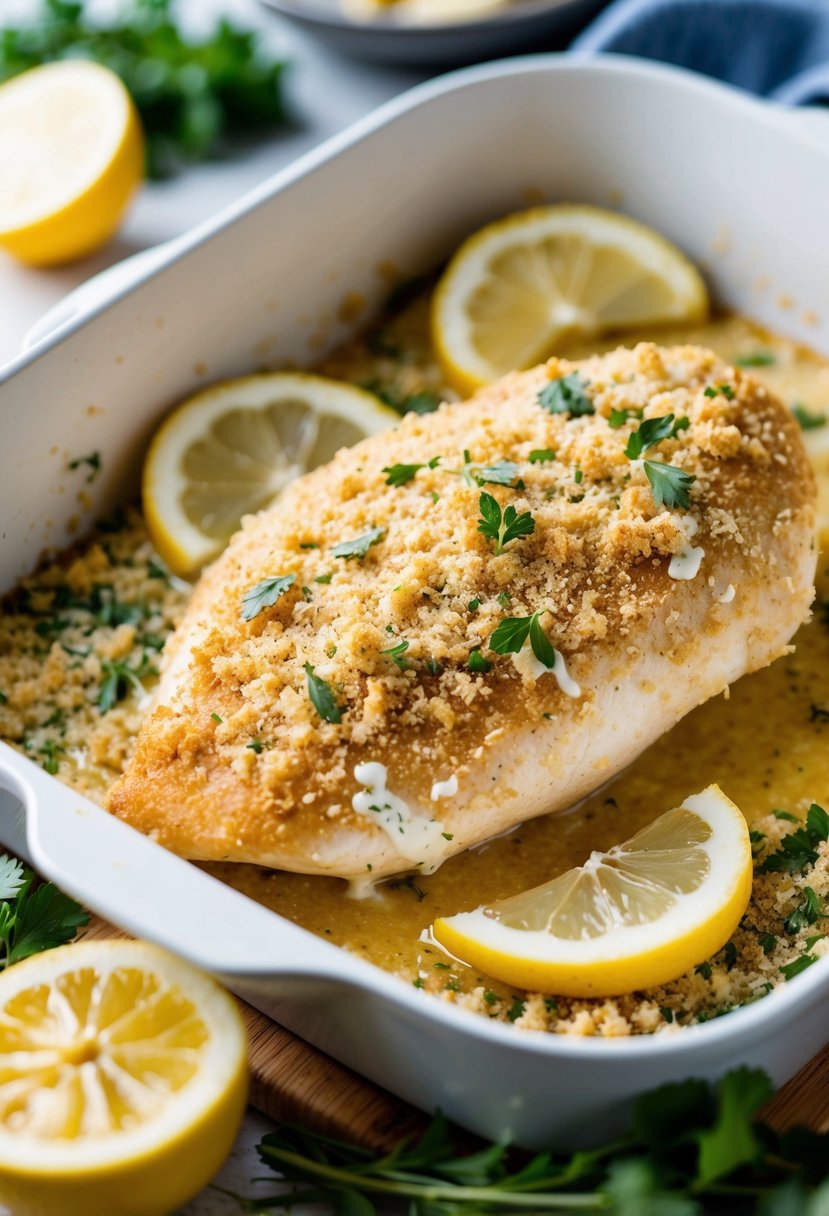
[[477, 492, 535, 555], [781, 952, 818, 981], [785, 886, 822, 934], [538, 372, 593, 416], [331, 527, 385, 561], [211, 712, 223, 724], [792, 403, 827, 430], [507, 997, 526, 1022], [424, 657, 443, 676], [608, 406, 643, 428], [468, 598, 480, 613], [241, 574, 296, 622], [704, 383, 735, 400], [761, 803, 828, 873], [67, 451, 102, 483], [383, 457, 440, 486], [528, 449, 555, 463], [467, 648, 492, 674], [489, 611, 556, 669], [98, 655, 154, 713], [624, 413, 683, 460], [380, 640, 410, 671], [303, 663, 343, 724], [314, 572, 333, 585], [473, 460, 522, 488], [734, 351, 775, 367], [247, 739, 264, 754], [643, 460, 696, 510]]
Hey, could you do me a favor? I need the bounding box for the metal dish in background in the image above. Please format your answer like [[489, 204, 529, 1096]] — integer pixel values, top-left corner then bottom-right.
[[259, 0, 605, 66]]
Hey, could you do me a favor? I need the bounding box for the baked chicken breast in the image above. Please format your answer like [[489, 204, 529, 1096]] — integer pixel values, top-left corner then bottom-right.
[[108, 344, 816, 879]]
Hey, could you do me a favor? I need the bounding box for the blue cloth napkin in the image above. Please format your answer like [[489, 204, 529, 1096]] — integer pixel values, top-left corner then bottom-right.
[[572, 0, 829, 104]]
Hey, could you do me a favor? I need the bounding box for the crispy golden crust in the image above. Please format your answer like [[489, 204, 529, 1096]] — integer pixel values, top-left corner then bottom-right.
[[107, 344, 816, 873]]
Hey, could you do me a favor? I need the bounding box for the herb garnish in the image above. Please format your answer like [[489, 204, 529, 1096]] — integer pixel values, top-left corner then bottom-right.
[[67, 451, 101, 483], [241, 574, 296, 621], [642, 460, 696, 510], [538, 372, 594, 416], [792, 404, 827, 431], [0, 856, 88, 970], [734, 351, 775, 367], [332, 527, 385, 561], [383, 458, 440, 487], [246, 1068, 828, 1215], [303, 663, 343, 724], [529, 449, 556, 463], [98, 655, 154, 712], [477, 492, 535, 555], [704, 383, 735, 400], [490, 612, 556, 669], [467, 649, 492, 674], [785, 887, 822, 934], [761, 803, 828, 873], [1, 0, 287, 180], [608, 406, 644, 428], [624, 413, 686, 459], [381, 640, 410, 671]]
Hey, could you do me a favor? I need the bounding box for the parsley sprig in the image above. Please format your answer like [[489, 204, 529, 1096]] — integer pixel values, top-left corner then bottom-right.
[[490, 612, 556, 668], [624, 414, 688, 460], [304, 664, 343, 724], [477, 493, 535, 555], [332, 528, 385, 561], [1, 0, 287, 179], [240, 1068, 828, 1215], [643, 461, 696, 510], [0, 856, 88, 970], [761, 803, 828, 874], [383, 458, 440, 487]]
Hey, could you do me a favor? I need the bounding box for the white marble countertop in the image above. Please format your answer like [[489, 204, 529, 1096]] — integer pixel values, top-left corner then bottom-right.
[[0, 3, 423, 1209]]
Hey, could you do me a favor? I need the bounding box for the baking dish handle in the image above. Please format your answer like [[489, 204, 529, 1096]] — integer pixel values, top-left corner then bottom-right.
[[0, 743, 356, 985]]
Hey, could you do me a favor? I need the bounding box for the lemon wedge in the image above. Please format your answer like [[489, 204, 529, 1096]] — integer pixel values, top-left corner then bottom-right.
[[432, 204, 709, 394], [0, 939, 247, 1216], [143, 372, 398, 576], [434, 786, 752, 997], [0, 61, 144, 267]]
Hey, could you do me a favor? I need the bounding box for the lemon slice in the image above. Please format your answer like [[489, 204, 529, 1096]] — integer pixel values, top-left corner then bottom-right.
[[143, 372, 398, 576], [432, 205, 709, 394], [434, 785, 752, 997], [0, 939, 247, 1216], [0, 61, 144, 267]]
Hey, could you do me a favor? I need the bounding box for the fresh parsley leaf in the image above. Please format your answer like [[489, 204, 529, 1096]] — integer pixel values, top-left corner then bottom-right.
[[792, 404, 827, 431], [489, 612, 556, 669], [211, 712, 223, 724], [695, 1068, 773, 1187], [381, 640, 410, 671], [785, 887, 822, 934], [538, 372, 594, 416], [0, 856, 25, 902], [67, 450, 101, 483], [624, 414, 677, 460], [529, 613, 557, 668], [424, 657, 443, 676], [303, 663, 343, 724], [735, 351, 775, 367], [477, 492, 535, 555], [241, 574, 296, 621], [704, 383, 735, 400], [807, 802, 829, 840], [643, 460, 696, 510], [474, 460, 521, 488], [331, 527, 385, 561], [529, 449, 556, 463], [98, 656, 154, 713], [608, 406, 644, 429], [383, 458, 440, 487], [315, 572, 333, 584], [761, 806, 827, 873], [6, 882, 89, 967], [467, 649, 491, 674]]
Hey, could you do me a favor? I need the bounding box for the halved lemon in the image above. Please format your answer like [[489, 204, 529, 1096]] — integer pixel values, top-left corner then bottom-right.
[[0, 939, 247, 1216], [0, 61, 144, 266], [143, 372, 398, 575], [432, 205, 709, 395], [434, 785, 752, 997]]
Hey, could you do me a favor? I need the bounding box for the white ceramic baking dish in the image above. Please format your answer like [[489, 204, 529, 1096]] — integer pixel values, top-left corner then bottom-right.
[[1, 56, 828, 1149]]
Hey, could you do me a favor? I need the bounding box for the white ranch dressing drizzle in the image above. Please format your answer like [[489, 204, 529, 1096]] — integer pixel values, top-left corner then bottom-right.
[[718, 584, 736, 604], [431, 774, 458, 801], [668, 515, 705, 581], [352, 762, 449, 869], [512, 647, 582, 698]]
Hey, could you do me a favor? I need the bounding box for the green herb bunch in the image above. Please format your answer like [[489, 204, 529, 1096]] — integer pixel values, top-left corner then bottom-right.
[[231, 1069, 828, 1215], [0, 0, 287, 178], [0, 855, 88, 969]]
